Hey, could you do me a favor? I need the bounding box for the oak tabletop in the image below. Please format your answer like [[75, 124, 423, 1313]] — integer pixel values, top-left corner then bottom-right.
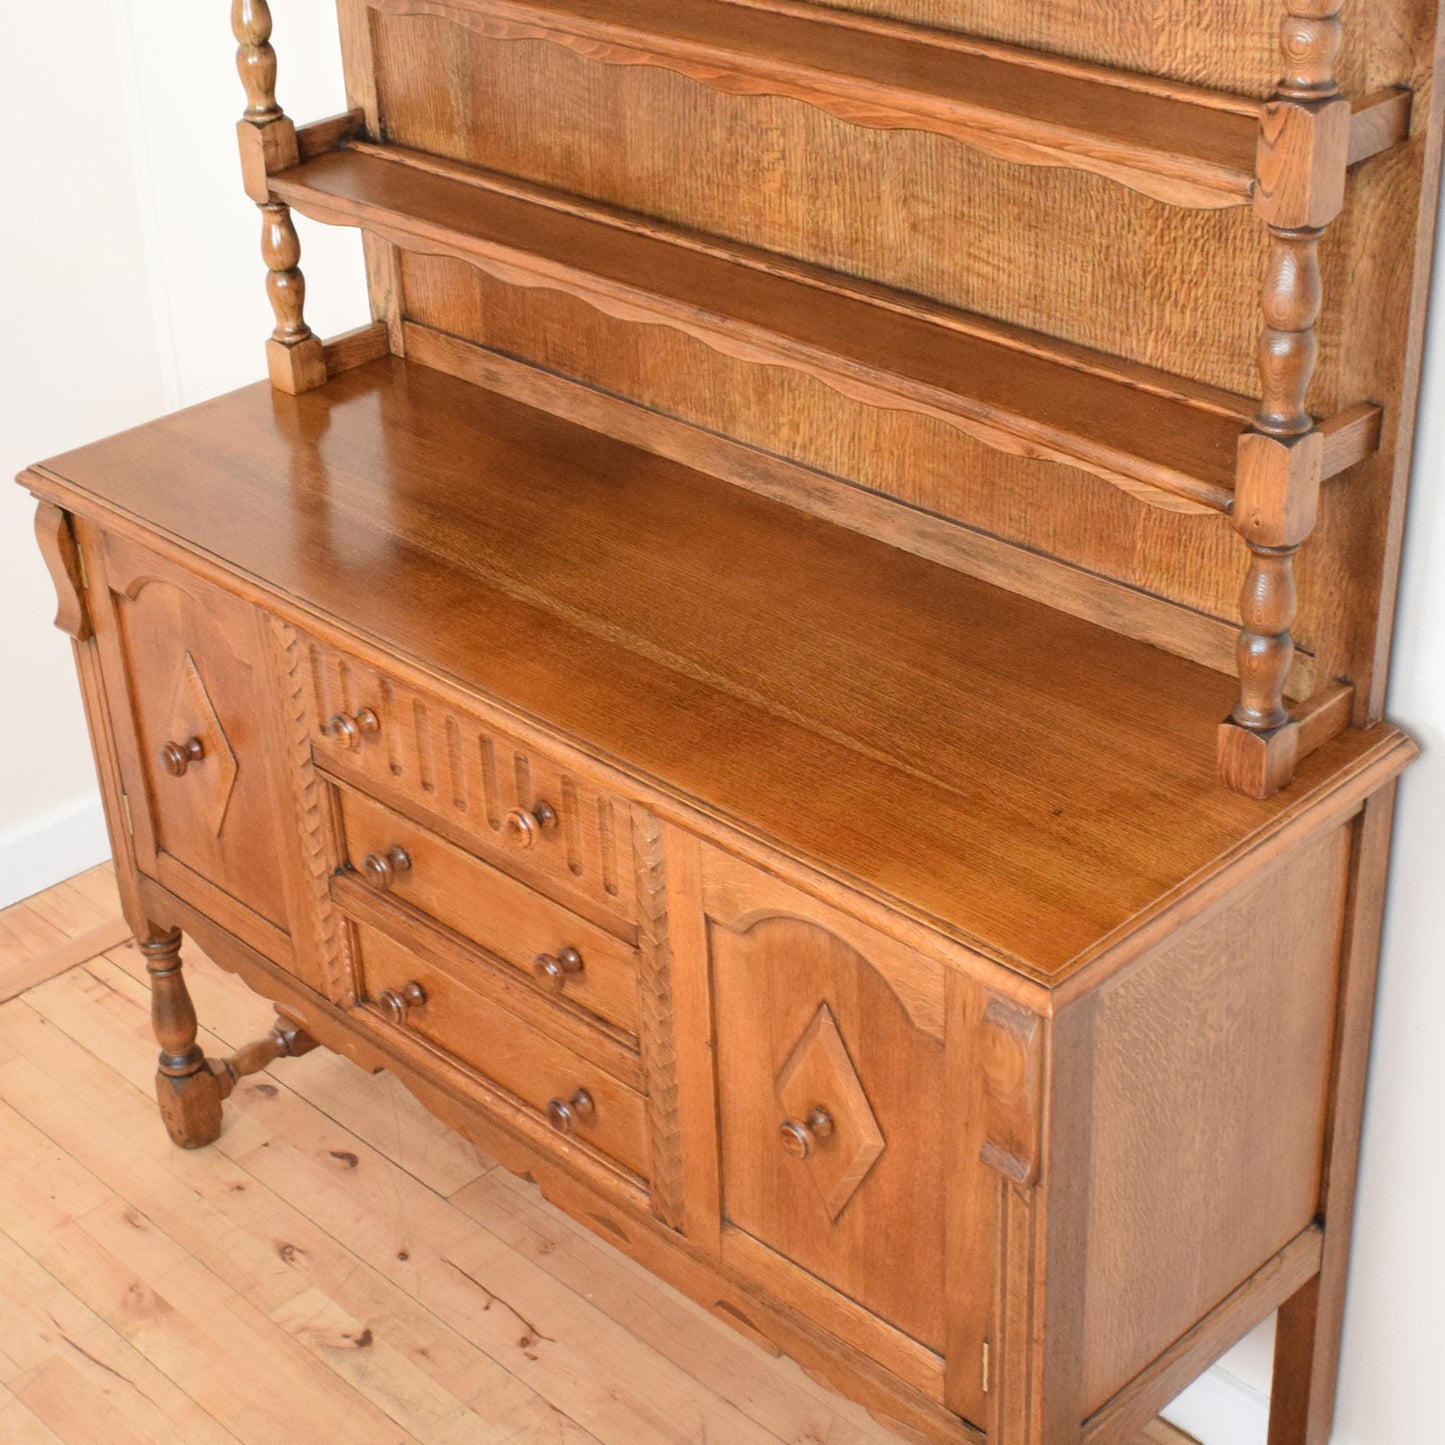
[[30, 357, 1412, 983]]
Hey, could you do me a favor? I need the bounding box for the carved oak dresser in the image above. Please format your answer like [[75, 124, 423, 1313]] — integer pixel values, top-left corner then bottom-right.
[[19, 2, 1444, 1441]]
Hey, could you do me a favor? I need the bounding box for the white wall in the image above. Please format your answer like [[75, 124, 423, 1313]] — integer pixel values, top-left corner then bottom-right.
[[0, 7, 167, 905], [1, 4, 1440, 1440]]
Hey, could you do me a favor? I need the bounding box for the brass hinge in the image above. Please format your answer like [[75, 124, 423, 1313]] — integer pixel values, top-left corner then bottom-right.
[[120, 792, 134, 838], [982, 1341, 991, 1394], [74, 537, 90, 591]]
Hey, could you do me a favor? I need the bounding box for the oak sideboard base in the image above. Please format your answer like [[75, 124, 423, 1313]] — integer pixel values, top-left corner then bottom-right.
[[124, 783, 1390, 1445], [25, 0, 1445, 1431], [23, 373, 1418, 1442]]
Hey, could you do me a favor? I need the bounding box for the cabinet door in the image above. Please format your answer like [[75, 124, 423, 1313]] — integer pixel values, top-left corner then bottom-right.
[[697, 846, 960, 1401], [92, 532, 292, 957]]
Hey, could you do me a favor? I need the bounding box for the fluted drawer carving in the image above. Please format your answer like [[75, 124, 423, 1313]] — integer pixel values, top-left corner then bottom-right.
[[301, 633, 635, 925]]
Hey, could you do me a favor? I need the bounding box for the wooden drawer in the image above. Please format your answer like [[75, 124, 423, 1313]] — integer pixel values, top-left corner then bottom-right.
[[334, 785, 641, 1037], [302, 633, 635, 928], [352, 920, 651, 1180]]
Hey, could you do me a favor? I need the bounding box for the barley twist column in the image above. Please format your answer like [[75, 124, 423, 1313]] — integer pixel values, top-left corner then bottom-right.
[[232, 0, 327, 393], [1220, 0, 1349, 798]]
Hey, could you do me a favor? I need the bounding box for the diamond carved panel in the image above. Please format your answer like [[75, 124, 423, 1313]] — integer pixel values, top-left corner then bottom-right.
[[166, 652, 239, 837], [775, 1004, 886, 1222]]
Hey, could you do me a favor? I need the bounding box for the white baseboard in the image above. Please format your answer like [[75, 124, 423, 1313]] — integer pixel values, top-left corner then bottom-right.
[[1162, 1363, 1271, 1445], [0, 795, 112, 910]]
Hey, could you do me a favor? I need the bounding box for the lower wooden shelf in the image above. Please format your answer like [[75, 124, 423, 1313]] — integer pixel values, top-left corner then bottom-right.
[[269, 142, 1379, 515]]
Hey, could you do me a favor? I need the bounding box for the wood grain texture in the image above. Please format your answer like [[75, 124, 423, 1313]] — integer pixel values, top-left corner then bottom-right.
[[333, 782, 642, 1036], [633, 807, 685, 1230], [364, 0, 1441, 719], [264, 617, 354, 1004], [365, 0, 1267, 208], [1268, 784, 1401, 1445], [711, 911, 948, 1354], [17, 2, 1443, 1441], [85, 532, 295, 956], [1079, 822, 1353, 1412], [32, 502, 91, 642], [305, 627, 636, 930], [351, 919, 653, 1180], [274, 142, 1272, 513], [31, 359, 1416, 982]]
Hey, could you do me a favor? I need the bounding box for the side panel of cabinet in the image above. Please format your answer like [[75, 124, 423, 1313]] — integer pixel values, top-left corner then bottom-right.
[[84, 528, 305, 973], [1075, 820, 1354, 1417]]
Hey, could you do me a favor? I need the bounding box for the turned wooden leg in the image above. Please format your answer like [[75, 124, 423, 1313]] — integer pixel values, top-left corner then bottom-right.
[[143, 926, 320, 1150], [144, 928, 226, 1149]]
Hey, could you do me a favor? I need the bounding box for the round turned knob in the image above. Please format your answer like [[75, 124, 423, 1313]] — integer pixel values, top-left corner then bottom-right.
[[504, 801, 559, 850], [532, 947, 585, 992], [376, 980, 427, 1025], [361, 846, 412, 891], [325, 708, 380, 750], [779, 1106, 836, 1160], [546, 1088, 595, 1136], [160, 737, 205, 777]]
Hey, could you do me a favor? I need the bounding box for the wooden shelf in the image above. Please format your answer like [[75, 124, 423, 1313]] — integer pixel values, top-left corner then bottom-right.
[[272, 142, 1381, 514], [365, 0, 1409, 209]]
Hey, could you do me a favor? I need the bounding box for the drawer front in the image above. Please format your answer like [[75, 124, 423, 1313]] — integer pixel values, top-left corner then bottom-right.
[[353, 921, 650, 1179], [703, 854, 949, 1359], [303, 635, 634, 925], [336, 786, 641, 1036], [92, 532, 292, 946]]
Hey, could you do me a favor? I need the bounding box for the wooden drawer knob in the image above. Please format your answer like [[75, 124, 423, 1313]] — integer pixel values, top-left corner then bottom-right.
[[362, 846, 412, 891], [160, 737, 206, 776], [325, 708, 380, 749], [779, 1106, 835, 1160], [377, 980, 427, 1026], [547, 1088, 594, 1136], [532, 947, 585, 992], [504, 801, 558, 849]]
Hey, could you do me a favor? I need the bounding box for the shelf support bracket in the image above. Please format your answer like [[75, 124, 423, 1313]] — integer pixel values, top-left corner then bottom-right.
[[1220, 0, 1350, 799], [232, 0, 327, 395]]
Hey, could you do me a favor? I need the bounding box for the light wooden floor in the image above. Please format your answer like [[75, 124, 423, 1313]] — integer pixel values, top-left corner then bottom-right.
[[0, 866, 1197, 1445]]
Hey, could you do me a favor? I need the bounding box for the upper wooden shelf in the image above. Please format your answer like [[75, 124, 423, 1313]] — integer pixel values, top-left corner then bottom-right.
[[271, 142, 1381, 514], [365, 0, 1410, 208]]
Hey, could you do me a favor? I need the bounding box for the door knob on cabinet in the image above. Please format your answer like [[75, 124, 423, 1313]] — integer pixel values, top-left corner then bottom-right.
[[160, 737, 206, 776], [376, 980, 427, 1025], [324, 708, 380, 749], [361, 846, 412, 891], [532, 947, 585, 992], [779, 1106, 836, 1160], [504, 801, 558, 849], [547, 1088, 595, 1136]]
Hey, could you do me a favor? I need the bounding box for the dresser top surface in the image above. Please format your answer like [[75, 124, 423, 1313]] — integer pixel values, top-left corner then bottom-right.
[[32, 357, 1410, 983]]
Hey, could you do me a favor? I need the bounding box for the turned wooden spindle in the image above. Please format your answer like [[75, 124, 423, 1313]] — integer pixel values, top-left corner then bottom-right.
[[233, 0, 283, 124], [231, 0, 327, 394], [1220, 0, 1349, 799], [1277, 0, 1344, 100], [215, 1017, 320, 1088], [1235, 543, 1301, 733], [144, 928, 225, 1149], [262, 202, 313, 347]]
